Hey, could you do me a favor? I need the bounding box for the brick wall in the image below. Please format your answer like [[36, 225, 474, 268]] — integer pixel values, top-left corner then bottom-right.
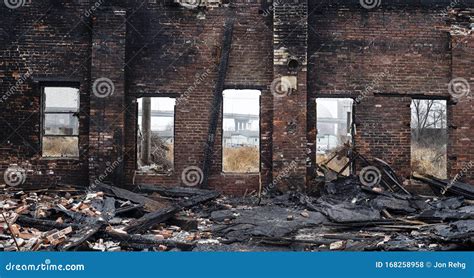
[[124, 0, 273, 195], [449, 32, 474, 184], [308, 7, 452, 96], [0, 0, 472, 194], [307, 4, 473, 187], [272, 0, 309, 191], [0, 1, 92, 187], [355, 96, 412, 179], [89, 6, 127, 186]]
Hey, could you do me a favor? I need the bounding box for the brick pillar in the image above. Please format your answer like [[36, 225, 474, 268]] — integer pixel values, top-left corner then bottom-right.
[[272, 0, 308, 191], [448, 34, 474, 184], [89, 7, 127, 186]]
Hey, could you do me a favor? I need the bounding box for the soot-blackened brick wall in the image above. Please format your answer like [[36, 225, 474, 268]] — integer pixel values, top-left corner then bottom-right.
[[272, 0, 309, 191], [89, 6, 127, 187], [0, 1, 92, 187], [0, 0, 473, 194], [124, 0, 273, 195], [308, 3, 473, 186]]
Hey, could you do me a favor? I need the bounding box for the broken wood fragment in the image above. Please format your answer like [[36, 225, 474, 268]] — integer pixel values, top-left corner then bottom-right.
[[413, 174, 474, 199], [101, 197, 116, 221], [95, 183, 164, 212], [124, 190, 219, 234], [46, 226, 73, 245], [106, 227, 195, 250], [168, 215, 198, 231], [124, 206, 178, 234], [138, 184, 217, 197], [17, 215, 82, 230], [1, 212, 20, 251], [60, 225, 102, 251]]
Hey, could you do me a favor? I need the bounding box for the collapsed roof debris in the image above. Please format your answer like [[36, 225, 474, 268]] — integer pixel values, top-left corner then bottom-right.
[[413, 174, 474, 199], [1, 169, 472, 251], [211, 177, 473, 251]]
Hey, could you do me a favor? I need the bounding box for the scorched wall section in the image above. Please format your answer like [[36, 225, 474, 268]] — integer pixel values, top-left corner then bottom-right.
[[124, 0, 273, 195], [307, 3, 473, 185], [0, 1, 93, 187]]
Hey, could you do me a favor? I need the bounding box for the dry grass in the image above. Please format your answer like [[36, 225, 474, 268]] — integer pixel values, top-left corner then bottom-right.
[[145, 143, 174, 172], [42, 137, 79, 157], [223, 146, 259, 173], [160, 144, 174, 164], [411, 145, 447, 179]]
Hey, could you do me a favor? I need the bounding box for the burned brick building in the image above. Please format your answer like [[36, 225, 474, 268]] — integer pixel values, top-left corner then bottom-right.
[[0, 0, 473, 195]]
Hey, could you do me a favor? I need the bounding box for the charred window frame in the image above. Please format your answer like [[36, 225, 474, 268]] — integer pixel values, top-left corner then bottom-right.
[[40, 85, 80, 158]]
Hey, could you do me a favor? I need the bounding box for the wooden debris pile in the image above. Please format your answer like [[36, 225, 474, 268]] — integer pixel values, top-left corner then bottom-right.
[[1, 175, 472, 252], [0, 183, 220, 251]]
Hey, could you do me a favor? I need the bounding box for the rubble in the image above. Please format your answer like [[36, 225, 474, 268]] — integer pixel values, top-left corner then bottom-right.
[[0, 173, 472, 251], [413, 174, 474, 199], [0, 184, 220, 251], [208, 176, 473, 251]]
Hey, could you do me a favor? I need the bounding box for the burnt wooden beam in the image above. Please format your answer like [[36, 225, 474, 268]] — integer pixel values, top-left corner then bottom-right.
[[201, 18, 235, 188], [17, 215, 82, 231], [106, 228, 195, 250], [124, 191, 219, 234], [124, 206, 178, 234], [412, 174, 474, 199], [94, 183, 163, 212], [138, 184, 217, 197], [60, 225, 102, 251], [179, 190, 220, 208]]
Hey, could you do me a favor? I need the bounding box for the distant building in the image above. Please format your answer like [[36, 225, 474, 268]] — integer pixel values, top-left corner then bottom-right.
[[139, 110, 260, 148]]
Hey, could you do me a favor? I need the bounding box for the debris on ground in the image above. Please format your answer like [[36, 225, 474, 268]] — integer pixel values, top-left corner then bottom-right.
[[0, 184, 220, 251], [0, 174, 472, 251]]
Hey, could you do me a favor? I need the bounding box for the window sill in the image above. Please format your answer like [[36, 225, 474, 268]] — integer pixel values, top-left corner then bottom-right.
[[221, 172, 260, 176], [134, 170, 174, 177], [40, 157, 80, 161]]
